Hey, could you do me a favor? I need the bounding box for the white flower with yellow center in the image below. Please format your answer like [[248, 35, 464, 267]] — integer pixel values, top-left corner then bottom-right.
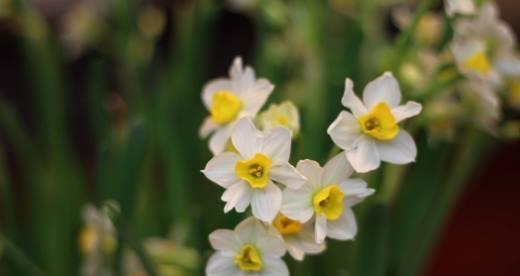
[[200, 57, 274, 155], [259, 101, 300, 137], [445, 0, 476, 17], [206, 217, 288, 276], [202, 117, 306, 222], [451, 3, 520, 86], [270, 214, 325, 261], [281, 153, 374, 243], [327, 72, 422, 173]]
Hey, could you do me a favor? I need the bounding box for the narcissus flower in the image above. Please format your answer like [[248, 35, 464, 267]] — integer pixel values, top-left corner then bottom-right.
[[270, 214, 325, 261], [202, 117, 306, 222], [445, 0, 476, 17], [451, 3, 520, 86], [259, 101, 300, 137], [327, 72, 422, 173], [200, 57, 274, 155], [207, 217, 288, 276], [281, 153, 374, 243]]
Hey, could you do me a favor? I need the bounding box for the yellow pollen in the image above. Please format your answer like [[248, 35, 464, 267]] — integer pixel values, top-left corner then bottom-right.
[[358, 102, 399, 141], [235, 153, 272, 189], [275, 115, 289, 125], [78, 225, 97, 255], [273, 214, 303, 235], [463, 51, 491, 75], [312, 184, 345, 220], [210, 91, 242, 124], [234, 244, 263, 272]]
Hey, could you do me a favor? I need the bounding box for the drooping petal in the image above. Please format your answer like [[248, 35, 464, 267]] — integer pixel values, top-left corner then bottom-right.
[[392, 101, 422, 123], [202, 78, 234, 109], [326, 208, 357, 241], [221, 182, 251, 213], [346, 136, 381, 173], [281, 186, 315, 223], [376, 130, 417, 164], [202, 152, 242, 188], [241, 79, 274, 116], [261, 257, 289, 276], [314, 215, 328, 243], [362, 72, 402, 109], [270, 162, 307, 189], [261, 127, 292, 163], [206, 253, 241, 276], [341, 78, 368, 117], [231, 117, 261, 159], [251, 182, 282, 222], [339, 179, 375, 207], [209, 128, 231, 155], [296, 160, 323, 189], [208, 230, 242, 256], [322, 152, 354, 185], [327, 111, 361, 150]]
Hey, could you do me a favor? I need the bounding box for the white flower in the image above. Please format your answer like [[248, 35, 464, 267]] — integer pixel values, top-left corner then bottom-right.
[[445, 0, 476, 17], [458, 79, 501, 132], [206, 217, 288, 276], [79, 204, 117, 276], [270, 214, 325, 261], [259, 101, 300, 137], [202, 117, 306, 222], [281, 153, 374, 243], [327, 72, 422, 173], [451, 2, 520, 86], [200, 57, 274, 155]]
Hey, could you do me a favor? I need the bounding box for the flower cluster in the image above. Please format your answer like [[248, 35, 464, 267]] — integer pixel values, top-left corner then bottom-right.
[[200, 58, 422, 275]]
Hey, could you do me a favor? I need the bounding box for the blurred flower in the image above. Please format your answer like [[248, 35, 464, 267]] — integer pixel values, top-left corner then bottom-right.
[[445, 0, 476, 17], [79, 203, 117, 276], [424, 90, 463, 141], [393, 7, 443, 46], [259, 101, 300, 137], [451, 2, 520, 87], [226, 0, 259, 13], [122, 238, 199, 276], [138, 5, 166, 40], [459, 79, 501, 133], [506, 79, 520, 110], [270, 214, 325, 261], [327, 72, 422, 173], [202, 118, 306, 222], [200, 57, 274, 155], [281, 153, 374, 243], [207, 217, 288, 276]]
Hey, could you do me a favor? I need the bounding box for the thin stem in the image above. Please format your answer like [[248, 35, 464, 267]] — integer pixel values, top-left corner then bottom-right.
[[0, 234, 46, 276]]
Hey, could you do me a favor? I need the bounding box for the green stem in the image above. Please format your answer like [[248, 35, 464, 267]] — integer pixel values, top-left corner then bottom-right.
[[0, 234, 46, 276]]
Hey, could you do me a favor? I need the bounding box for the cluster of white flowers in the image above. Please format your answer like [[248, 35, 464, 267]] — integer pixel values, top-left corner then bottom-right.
[[200, 58, 422, 275]]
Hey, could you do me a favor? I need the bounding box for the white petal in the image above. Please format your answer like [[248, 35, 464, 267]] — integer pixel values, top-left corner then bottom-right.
[[202, 79, 234, 109], [208, 230, 241, 255], [235, 217, 261, 244], [229, 57, 256, 94], [285, 224, 326, 260], [261, 127, 292, 163], [261, 257, 289, 276], [314, 215, 328, 243], [199, 117, 219, 138], [209, 128, 231, 155], [339, 179, 375, 207], [362, 72, 401, 109], [327, 111, 362, 150], [295, 160, 323, 189], [251, 182, 282, 222], [256, 232, 286, 258], [206, 253, 241, 276], [346, 136, 381, 173], [241, 79, 274, 115], [494, 53, 520, 77], [391, 101, 422, 123], [287, 245, 305, 261], [270, 162, 307, 189], [376, 130, 417, 164], [322, 152, 353, 185], [445, 0, 476, 16], [281, 187, 314, 223], [231, 117, 261, 159], [326, 208, 357, 241], [341, 78, 368, 117], [221, 182, 252, 213], [202, 152, 241, 187]]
